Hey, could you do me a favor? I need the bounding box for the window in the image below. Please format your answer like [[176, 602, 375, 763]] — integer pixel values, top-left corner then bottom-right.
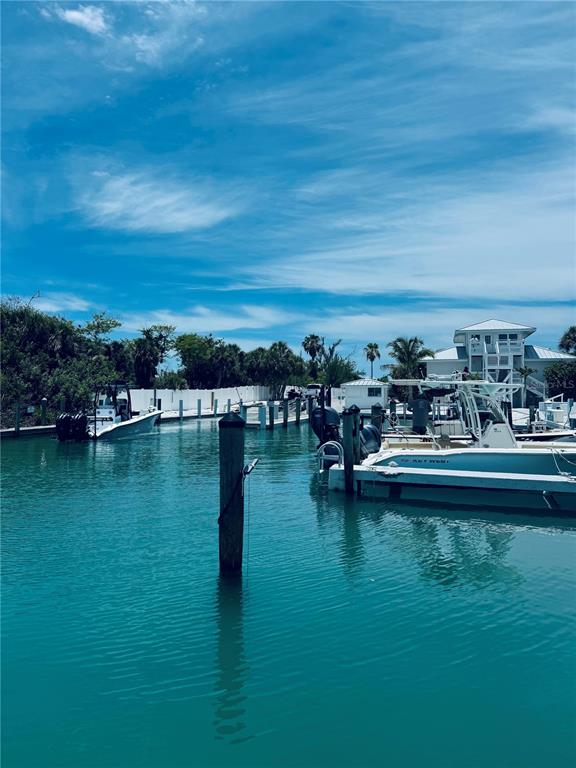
[[367, 387, 382, 397], [485, 335, 492, 344], [509, 334, 517, 340], [499, 334, 507, 340]]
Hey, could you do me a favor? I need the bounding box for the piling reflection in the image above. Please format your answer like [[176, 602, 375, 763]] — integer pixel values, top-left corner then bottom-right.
[[213, 576, 249, 744]]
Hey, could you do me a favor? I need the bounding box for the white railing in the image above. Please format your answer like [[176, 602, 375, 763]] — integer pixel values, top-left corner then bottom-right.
[[526, 375, 546, 399]]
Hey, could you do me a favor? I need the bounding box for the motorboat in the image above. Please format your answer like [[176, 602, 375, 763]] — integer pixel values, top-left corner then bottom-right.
[[315, 379, 576, 513], [56, 381, 161, 441]]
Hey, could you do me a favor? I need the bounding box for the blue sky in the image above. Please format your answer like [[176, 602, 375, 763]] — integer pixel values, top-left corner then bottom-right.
[[2, 1, 575, 366]]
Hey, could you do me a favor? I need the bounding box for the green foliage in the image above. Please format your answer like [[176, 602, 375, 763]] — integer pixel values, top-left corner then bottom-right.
[[544, 361, 576, 399], [386, 336, 434, 379], [559, 326, 576, 356], [0, 300, 121, 427], [154, 370, 188, 390], [320, 353, 362, 387]]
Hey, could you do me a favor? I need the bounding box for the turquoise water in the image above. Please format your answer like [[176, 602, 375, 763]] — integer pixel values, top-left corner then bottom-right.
[[3, 422, 576, 767]]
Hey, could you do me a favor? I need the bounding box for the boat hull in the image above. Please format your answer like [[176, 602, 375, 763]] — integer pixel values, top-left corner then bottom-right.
[[91, 410, 161, 440], [327, 465, 576, 513]]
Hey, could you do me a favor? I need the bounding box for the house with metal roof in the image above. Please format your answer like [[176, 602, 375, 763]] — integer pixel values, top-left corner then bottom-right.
[[422, 319, 575, 404]]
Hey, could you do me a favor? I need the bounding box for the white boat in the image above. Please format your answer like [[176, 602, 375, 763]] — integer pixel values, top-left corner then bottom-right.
[[56, 382, 161, 441], [89, 382, 161, 440], [319, 380, 576, 513]]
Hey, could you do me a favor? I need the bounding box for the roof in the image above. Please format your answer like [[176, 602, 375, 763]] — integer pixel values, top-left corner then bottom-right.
[[525, 345, 576, 361], [454, 319, 536, 333], [342, 378, 387, 387], [422, 347, 467, 361]]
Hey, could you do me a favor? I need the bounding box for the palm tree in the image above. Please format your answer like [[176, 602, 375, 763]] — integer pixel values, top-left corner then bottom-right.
[[387, 336, 434, 398], [387, 337, 434, 378], [364, 342, 380, 378], [515, 365, 536, 407], [302, 334, 323, 380], [559, 326, 576, 355]]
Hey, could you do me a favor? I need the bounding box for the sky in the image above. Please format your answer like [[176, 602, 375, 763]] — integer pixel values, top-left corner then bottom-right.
[[2, 0, 575, 368]]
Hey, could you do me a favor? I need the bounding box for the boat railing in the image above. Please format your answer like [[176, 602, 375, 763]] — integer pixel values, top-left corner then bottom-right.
[[316, 441, 344, 471]]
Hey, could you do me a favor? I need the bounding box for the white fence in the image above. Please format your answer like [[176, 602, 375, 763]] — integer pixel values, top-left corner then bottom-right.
[[131, 385, 271, 415]]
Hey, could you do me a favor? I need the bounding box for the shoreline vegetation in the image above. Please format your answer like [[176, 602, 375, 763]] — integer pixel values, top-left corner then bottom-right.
[[2, 298, 575, 430]]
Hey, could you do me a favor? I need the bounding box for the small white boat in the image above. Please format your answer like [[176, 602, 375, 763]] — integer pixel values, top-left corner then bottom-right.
[[88, 382, 161, 440], [318, 380, 576, 513], [56, 382, 161, 441]]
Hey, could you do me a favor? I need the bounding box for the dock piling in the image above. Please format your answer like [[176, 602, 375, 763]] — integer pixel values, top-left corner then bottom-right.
[[214, 399, 219, 417], [197, 399, 202, 418], [371, 403, 383, 433], [282, 399, 289, 427], [40, 397, 47, 426], [342, 407, 355, 495], [259, 405, 266, 430], [218, 412, 246, 576], [179, 399, 184, 422], [227, 399, 231, 414], [268, 401, 275, 430], [295, 398, 301, 425]]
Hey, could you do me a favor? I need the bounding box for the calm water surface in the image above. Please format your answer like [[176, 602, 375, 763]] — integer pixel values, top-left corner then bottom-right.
[[3, 422, 576, 767]]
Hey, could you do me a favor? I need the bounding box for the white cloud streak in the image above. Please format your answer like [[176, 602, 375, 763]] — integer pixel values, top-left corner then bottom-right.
[[77, 169, 244, 233], [34, 292, 93, 313], [118, 305, 297, 334], [54, 5, 109, 36]]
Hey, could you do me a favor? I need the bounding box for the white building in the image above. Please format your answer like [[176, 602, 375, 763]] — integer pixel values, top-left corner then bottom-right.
[[342, 378, 388, 410], [422, 319, 575, 405]]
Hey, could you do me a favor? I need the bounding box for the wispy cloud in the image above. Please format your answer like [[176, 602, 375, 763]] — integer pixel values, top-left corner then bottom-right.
[[33, 292, 93, 313], [76, 168, 245, 234], [51, 5, 109, 36], [118, 305, 297, 334]]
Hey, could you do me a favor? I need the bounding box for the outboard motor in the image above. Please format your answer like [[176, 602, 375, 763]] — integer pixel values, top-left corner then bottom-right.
[[360, 423, 382, 459], [310, 405, 341, 445], [56, 411, 89, 442]]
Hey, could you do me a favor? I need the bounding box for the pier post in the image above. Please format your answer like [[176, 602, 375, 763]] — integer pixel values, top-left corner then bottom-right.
[[179, 399, 184, 422], [227, 399, 231, 414], [268, 400, 275, 430], [282, 399, 289, 427], [371, 403, 383, 433], [240, 404, 247, 421], [14, 402, 21, 435], [259, 405, 266, 430], [197, 399, 202, 418], [295, 398, 301, 426], [306, 395, 314, 423], [528, 406, 535, 429], [214, 399, 219, 417], [350, 405, 361, 465], [40, 397, 47, 426], [342, 407, 355, 495], [218, 412, 246, 576]]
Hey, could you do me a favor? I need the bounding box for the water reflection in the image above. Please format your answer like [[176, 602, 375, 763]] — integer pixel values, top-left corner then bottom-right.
[[309, 478, 575, 589], [213, 576, 249, 744]]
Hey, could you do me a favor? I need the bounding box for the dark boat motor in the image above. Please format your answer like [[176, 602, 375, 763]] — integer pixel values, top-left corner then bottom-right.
[[310, 405, 341, 445], [360, 423, 382, 459], [56, 412, 89, 442]]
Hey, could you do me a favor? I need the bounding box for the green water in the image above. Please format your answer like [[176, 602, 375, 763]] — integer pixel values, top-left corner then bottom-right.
[[3, 422, 576, 767]]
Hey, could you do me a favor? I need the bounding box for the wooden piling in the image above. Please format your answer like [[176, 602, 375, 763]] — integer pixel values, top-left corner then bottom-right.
[[268, 401, 275, 430], [240, 404, 247, 421], [40, 397, 47, 426], [295, 398, 301, 425], [14, 402, 21, 435], [227, 399, 232, 414], [179, 399, 184, 422], [350, 405, 361, 465], [259, 405, 266, 430], [282, 399, 289, 427], [197, 399, 202, 418], [371, 403, 383, 433], [214, 399, 219, 417], [218, 412, 246, 576], [342, 407, 355, 495]]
